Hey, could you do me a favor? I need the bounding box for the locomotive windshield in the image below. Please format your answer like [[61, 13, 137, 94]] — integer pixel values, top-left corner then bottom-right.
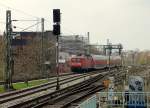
[[71, 58, 81, 63]]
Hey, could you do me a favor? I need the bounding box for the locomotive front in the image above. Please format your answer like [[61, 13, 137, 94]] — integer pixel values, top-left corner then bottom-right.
[[70, 57, 83, 72]]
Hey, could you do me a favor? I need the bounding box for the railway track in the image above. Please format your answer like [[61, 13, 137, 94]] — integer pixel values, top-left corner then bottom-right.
[[44, 75, 105, 108], [0, 73, 77, 86], [0, 68, 124, 108], [0, 74, 80, 101], [6, 73, 105, 108], [45, 69, 125, 108], [0, 70, 107, 107]]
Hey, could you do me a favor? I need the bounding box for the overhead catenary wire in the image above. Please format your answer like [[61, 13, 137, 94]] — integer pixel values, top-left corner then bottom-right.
[[0, 3, 40, 19], [0, 2, 82, 36], [0, 3, 47, 33], [0, 3, 42, 32], [20, 22, 41, 32], [0, 21, 39, 32], [44, 19, 77, 35]]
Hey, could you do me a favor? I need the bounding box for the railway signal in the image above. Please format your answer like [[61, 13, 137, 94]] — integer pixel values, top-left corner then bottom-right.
[[53, 9, 61, 35], [53, 9, 61, 90], [53, 24, 60, 35], [53, 9, 61, 23]]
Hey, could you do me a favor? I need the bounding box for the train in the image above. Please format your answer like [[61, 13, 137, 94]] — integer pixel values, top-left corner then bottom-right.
[[70, 54, 121, 72]]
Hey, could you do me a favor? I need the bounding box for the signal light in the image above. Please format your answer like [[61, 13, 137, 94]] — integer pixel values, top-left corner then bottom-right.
[[53, 24, 60, 35], [53, 9, 60, 23]]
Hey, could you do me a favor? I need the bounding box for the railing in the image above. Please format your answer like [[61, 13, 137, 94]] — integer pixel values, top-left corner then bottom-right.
[[98, 92, 150, 108], [76, 92, 150, 108], [76, 95, 97, 108]]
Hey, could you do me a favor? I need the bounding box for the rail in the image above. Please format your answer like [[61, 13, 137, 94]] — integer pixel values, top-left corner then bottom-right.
[[4, 73, 105, 108], [0, 68, 125, 108], [0, 72, 97, 104]]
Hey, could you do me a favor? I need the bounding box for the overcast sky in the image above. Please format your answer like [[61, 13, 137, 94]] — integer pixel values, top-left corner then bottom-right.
[[0, 0, 150, 50]]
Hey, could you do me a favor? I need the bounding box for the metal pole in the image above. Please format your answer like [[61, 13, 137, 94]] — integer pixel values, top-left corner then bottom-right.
[[121, 52, 123, 67], [107, 39, 110, 72], [132, 52, 135, 66], [87, 32, 90, 44], [5, 10, 14, 90], [108, 45, 111, 73], [56, 34, 60, 90], [109, 48, 111, 72], [41, 18, 44, 76], [87, 32, 90, 55]]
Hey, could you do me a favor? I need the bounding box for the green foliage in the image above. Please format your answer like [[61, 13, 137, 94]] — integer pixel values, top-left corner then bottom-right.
[[13, 79, 48, 90], [0, 85, 5, 93], [0, 79, 49, 93]]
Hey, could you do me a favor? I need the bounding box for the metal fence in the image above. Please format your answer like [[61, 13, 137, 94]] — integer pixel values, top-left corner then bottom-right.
[[75, 92, 150, 108], [98, 92, 150, 108], [76, 95, 97, 108]]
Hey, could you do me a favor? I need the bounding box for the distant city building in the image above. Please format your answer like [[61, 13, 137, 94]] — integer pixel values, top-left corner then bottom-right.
[[59, 35, 88, 55], [11, 33, 89, 56]]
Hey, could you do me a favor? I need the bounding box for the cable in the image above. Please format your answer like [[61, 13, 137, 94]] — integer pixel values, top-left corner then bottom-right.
[[13, 26, 33, 32], [45, 18, 76, 35], [0, 3, 81, 36], [0, 21, 38, 32], [21, 22, 41, 32], [0, 3, 40, 19]]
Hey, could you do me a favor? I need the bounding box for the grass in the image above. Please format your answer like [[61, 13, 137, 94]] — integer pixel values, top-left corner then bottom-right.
[[13, 79, 49, 90], [0, 79, 49, 93], [0, 86, 5, 93], [0, 64, 4, 81]]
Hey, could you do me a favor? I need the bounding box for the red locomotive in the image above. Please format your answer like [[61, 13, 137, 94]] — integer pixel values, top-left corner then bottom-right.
[[70, 54, 121, 72]]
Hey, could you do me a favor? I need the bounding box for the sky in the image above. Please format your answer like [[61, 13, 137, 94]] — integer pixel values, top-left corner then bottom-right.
[[0, 0, 150, 50]]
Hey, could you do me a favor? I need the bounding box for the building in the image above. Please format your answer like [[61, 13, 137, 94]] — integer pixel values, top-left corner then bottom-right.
[[59, 35, 89, 55]]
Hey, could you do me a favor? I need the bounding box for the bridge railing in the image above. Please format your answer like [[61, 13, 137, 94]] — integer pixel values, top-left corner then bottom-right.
[[75, 95, 97, 108], [76, 92, 150, 108], [98, 92, 150, 108]]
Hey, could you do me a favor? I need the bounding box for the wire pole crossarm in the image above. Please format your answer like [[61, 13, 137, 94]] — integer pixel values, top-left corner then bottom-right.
[[11, 19, 38, 22]]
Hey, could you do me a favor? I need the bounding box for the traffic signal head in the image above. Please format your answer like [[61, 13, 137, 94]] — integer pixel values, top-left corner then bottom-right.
[[53, 9, 60, 23], [53, 24, 60, 35]]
